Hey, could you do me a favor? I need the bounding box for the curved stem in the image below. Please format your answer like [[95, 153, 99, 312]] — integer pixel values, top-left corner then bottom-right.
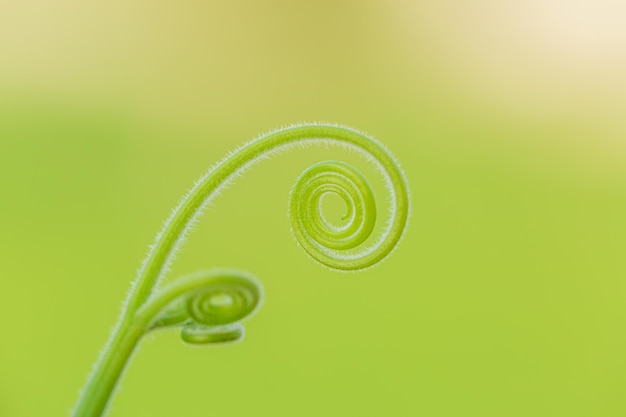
[[71, 320, 144, 417]]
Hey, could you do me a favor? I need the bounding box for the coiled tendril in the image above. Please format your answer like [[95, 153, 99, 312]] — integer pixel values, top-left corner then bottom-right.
[[181, 274, 261, 345], [186, 276, 259, 326], [141, 270, 262, 346], [289, 160, 378, 269], [72, 123, 410, 417]]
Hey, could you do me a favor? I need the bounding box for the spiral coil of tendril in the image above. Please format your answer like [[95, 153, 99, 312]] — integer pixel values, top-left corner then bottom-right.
[[143, 271, 262, 345], [289, 159, 396, 271], [182, 276, 260, 344], [185, 276, 260, 326], [289, 161, 372, 262]]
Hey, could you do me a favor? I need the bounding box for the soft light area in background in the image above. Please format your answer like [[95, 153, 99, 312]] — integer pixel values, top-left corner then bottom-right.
[[1, 1, 625, 417]]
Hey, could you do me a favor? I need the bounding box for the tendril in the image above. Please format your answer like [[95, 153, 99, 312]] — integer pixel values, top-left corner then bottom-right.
[[138, 270, 262, 346], [181, 323, 244, 345], [186, 276, 259, 326], [72, 123, 410, 417], [289, 160, 379, 269], [130, 123, 410, 312]]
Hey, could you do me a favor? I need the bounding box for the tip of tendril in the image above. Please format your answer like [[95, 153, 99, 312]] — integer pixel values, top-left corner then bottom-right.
[[180, 322, 245, 346]]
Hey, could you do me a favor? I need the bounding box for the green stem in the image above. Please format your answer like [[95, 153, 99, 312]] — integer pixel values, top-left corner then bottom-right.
[[71, 320, 144, 417]]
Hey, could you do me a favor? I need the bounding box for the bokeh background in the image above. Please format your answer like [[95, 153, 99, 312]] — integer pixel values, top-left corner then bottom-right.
[[1, 1, 626, 416]]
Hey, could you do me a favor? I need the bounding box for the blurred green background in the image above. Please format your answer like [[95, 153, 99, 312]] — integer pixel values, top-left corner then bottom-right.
[[1, 1, 625, 416]]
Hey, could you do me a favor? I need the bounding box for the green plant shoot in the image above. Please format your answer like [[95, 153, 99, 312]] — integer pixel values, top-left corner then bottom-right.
[[71, 123, 411, 417]]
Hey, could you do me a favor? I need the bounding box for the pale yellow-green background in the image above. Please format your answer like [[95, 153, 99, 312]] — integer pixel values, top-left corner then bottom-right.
[[1, 1, 625, 416]]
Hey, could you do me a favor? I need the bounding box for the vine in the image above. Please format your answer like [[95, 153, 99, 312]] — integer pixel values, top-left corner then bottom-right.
[[71, 123, 410, 417]]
